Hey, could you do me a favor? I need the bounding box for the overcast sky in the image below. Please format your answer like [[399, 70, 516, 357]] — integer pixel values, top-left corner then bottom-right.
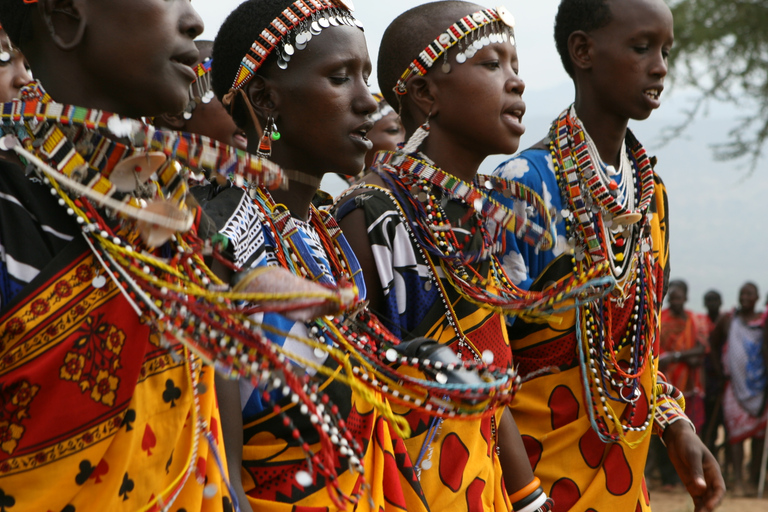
[[196, 1, 768, 314]]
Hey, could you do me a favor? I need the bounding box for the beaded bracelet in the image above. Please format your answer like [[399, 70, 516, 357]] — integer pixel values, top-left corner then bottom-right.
[[653, 394, 695, 444]]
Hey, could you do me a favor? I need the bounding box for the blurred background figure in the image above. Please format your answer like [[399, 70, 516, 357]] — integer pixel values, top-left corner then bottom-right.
[[0, 24, 32, 102], [711, 282, 768, 496], [364, 93, 404, 170], [650, 280, 708, 489], [154, 40, 247, 151], [701, 290, 725, 454]]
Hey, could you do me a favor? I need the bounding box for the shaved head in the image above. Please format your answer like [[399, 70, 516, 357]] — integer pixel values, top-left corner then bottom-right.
[[377, 1, 484, 109]]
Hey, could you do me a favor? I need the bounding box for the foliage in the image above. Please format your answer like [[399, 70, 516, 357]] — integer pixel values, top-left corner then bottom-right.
[[667, 0, 768, 170]]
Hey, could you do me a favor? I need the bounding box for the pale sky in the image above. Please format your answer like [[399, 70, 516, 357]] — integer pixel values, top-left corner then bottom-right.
[[195, 0, 767, 314]]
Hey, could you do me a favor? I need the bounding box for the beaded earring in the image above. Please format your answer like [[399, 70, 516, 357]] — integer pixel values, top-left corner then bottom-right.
[[257, 116, 281, 157], [402, 112, 430, 154]]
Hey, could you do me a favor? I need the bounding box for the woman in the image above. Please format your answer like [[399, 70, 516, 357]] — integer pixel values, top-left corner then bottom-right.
[[334, 2, 585, 510], [205, 1, 509, 509], [711, 282, 768, 495]]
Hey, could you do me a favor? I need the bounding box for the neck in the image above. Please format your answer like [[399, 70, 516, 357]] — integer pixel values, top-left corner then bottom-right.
[[416, 130, 482, 183], [670, 308, 686, 318], [269, 178, 318, 221], [708, 311, 719, 322], [573, 95, 628, 168]]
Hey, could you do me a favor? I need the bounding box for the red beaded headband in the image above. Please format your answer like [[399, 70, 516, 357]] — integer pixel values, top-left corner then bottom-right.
[[394, 5, 516, 96], [229, 0, 361, 92]]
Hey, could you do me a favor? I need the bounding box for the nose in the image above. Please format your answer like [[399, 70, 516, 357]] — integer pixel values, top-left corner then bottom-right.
[[179, 1, 204, 39], [356, 81, 378, 116], [12, 61, 32, 89], [506, 69, 525, 96], [652, 50, 668, 79]]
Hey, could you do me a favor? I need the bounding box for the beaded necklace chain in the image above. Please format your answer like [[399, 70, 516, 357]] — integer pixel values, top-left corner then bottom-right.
[[549, 107, 662, 445], [368, 150, 613, 319]]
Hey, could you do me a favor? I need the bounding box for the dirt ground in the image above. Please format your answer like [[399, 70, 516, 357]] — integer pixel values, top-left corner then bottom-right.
[[648, 486, 767, 512]]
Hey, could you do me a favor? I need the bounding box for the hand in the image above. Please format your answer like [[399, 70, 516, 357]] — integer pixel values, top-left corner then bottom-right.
[[664, 421, 725, 512]]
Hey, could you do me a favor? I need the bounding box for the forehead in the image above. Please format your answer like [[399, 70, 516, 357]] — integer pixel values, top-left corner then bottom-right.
[[285, 26, 369, 70], [599, 0, 673, 39]]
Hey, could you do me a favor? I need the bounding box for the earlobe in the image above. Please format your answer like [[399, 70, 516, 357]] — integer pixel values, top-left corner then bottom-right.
[[38, 0, 86, 51], [569, 31, 593, 71]]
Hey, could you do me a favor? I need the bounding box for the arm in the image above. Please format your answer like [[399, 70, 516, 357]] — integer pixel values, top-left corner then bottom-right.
[[336, 199, 386, 316], [215, 374, 254, 512], [497, 407, 535, 495], [663, 421, 724, 512]]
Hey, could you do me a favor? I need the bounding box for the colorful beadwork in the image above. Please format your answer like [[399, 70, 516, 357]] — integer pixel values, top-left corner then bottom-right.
[[229, 0, 362, 92], [394, 6, 516, 95], [549, 106, 665, 446]]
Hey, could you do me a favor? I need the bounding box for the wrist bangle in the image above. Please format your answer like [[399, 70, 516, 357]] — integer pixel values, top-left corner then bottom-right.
[[508, 477, 541, 505]]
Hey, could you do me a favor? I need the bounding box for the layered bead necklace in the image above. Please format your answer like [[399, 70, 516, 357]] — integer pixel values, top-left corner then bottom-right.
[[367, 150, 614, 320], [549, 106, 662, 445]]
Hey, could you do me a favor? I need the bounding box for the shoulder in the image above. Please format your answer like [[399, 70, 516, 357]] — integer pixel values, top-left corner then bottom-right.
[[492, 147, 554, 191]]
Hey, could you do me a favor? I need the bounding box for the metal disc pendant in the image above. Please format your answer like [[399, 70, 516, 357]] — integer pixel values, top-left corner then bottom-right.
[[310, 21, 321, 35], [296, 40, 307, 51], [0, 52, 9, 63], [490, 33, 498, 44], [612, 212, 642, 226], [319, 17, 330, 28], [295, 32, 307, 45], [473, 39, 483, 50], [456, 53, 467, 64], [283, 43, 295, 55], [110, 152, 167, 192], [277, 57, 288, 70], [481, 36, 490, 46], [497, 6, 516, 28], [329, 16, 339, 26], [441, 62, 451, 74]]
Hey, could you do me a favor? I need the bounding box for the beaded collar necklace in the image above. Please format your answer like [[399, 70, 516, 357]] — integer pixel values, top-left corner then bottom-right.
[[229, 0, 360, 93], [549, 106, 662, 445], [363, 150, 613, 319], [394, 6, 516, 95]]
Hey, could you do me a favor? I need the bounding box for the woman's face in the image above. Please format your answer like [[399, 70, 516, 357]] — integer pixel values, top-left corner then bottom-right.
[[260, 25, 377, 177], [79, 0, 204, 117], [0, 31, 32, 102], [739, 284, 758, 312]]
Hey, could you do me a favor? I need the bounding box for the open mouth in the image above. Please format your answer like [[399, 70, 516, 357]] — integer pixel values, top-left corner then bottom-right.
[[351, 121, 374, 141], [504, 108, 524, 123], [644, 88, 661, 100]]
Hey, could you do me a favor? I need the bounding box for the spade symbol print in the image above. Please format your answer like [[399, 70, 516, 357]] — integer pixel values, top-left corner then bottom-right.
[[142, 424, 157, 456], [162, 379, 181, 408]]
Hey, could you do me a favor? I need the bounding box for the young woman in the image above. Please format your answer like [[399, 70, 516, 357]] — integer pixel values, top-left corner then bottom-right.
[[335, 2, 580, 510], [205, 1, 513, 510], [491, 0, 724, 510]]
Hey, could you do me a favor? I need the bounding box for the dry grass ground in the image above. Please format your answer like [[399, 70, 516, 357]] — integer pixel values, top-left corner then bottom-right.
[[648, 486, 767, 512]]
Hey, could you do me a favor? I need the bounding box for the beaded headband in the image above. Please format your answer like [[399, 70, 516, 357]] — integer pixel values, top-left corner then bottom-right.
[[183, 57, 214, 119], [394, 6, 516, 96], [229, 0, 362, 94], [370, 93, 394, 123]]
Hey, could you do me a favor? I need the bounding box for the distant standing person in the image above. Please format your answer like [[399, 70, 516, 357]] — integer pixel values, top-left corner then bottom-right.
[[711, 282, 768, 495], [701, 290, 724, 452]]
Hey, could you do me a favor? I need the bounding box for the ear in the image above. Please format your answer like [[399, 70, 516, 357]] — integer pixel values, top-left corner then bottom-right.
[[156, 113, 186, 131], [245, 75, 276, 123], [37, 0, 86, 51], [404, 76, 436, 122], [568, 31, 593, 72]]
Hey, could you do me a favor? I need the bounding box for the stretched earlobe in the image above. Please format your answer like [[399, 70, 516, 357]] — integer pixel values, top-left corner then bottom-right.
[[38, 0, 86, 51]]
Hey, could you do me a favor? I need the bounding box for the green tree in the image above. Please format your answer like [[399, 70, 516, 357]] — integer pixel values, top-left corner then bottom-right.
[[668, 0, 768, 169]]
